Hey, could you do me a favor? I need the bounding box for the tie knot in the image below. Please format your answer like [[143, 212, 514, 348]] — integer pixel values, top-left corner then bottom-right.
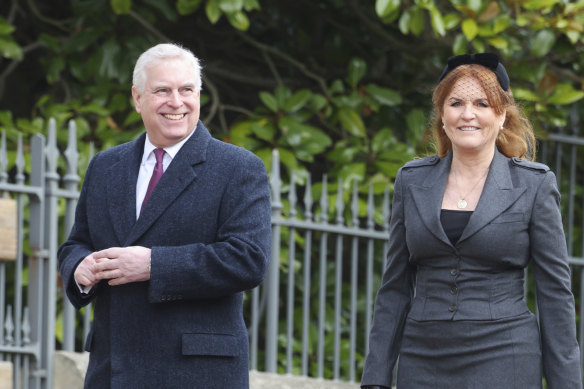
[[153, 148, 165, 163]]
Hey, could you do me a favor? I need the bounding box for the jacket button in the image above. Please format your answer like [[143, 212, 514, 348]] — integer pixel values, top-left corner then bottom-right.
[[449, 304, 456, 312], [450, 268, 458, 276], [450, 286, 458, 295]]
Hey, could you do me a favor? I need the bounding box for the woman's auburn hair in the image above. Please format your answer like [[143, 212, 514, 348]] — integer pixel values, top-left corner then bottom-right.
[[429, 64, 536, 161]]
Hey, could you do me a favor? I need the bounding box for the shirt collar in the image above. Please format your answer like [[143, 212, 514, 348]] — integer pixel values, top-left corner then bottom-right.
[[141, 128, 196, 165]]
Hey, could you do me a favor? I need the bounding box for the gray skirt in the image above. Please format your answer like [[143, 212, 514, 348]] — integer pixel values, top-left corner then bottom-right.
[[396, 312, 542, 389]]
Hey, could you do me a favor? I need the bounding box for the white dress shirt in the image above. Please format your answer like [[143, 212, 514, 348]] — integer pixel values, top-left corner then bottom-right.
[[136, 129, 196, 218]]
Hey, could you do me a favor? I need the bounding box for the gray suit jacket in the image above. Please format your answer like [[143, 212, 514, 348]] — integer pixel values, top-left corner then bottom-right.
[[362, 149, 581, 388], [58, 122, 271, 389]]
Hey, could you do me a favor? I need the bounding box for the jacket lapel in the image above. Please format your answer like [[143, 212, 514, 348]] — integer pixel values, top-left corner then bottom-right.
[[408, 153, 452, 247], [107, 134, 144, 245], [124, 122, 211, 246], [458, 149, 526, 243]]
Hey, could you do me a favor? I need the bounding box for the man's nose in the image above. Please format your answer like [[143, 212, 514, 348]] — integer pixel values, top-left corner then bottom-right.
[[167, 90, 183, 107]]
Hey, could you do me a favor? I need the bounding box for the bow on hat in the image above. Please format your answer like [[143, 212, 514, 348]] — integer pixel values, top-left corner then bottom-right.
[[438, 52, 510, 91]]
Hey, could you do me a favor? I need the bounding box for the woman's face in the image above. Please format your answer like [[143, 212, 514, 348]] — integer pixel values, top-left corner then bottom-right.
[[441, 76, 505, 155]]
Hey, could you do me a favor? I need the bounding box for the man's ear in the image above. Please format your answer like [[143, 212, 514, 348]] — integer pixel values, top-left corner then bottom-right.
[[131, 86, 142, 114]]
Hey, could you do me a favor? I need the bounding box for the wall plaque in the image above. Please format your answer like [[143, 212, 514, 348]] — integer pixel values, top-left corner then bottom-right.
[[0, 197, 17, 261]]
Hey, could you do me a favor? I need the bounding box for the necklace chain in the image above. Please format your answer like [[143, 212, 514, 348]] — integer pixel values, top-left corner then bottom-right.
[[453, 169, 489, 209]]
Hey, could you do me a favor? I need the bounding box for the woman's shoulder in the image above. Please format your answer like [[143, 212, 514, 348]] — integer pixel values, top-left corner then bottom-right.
[[402, 155, 441, 169], [509, 157, 550, 173]]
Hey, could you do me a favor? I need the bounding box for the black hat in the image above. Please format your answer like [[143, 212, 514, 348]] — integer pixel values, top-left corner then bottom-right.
[[438, 53, 510, 91]]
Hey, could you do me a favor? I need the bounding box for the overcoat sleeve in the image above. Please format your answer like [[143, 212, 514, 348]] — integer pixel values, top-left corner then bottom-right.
[[147, 149, 271, 302], [58, 154, 100, 309], [530, 171, 582, 389], [361, 169, 416, 387]]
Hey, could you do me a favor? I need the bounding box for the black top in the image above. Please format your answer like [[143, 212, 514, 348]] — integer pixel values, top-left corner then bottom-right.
[[440, 209, 472, 244]]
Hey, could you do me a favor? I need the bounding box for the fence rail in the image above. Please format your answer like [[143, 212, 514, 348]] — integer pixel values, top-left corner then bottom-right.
[[0, 108, 581, 387]]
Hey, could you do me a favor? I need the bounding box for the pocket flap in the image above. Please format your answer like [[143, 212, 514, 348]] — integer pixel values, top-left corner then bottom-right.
[[182, 332, 239, 357]]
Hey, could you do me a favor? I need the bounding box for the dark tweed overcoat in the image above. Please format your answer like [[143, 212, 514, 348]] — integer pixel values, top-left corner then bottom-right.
[[58, 121, 271, 389]]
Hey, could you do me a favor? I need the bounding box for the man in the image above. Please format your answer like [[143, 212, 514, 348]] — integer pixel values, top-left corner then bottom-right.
[[58, 43, 271, 388]]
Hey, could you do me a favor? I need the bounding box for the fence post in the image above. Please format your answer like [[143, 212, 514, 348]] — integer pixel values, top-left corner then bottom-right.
[[43, 118, 60, 389], [265, 149, 281, 373], [28, 133, 46, 389], [62, 120, 79, 351]]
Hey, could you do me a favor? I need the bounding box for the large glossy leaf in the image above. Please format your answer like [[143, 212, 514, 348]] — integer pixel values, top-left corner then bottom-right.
[[547, 84, 584, 105], [478, 2, 500, 22], [365, 84, 402, 106], [0, 17, 15, 35], [328, 139, 363, 164], [337, 162, 366, 184], [226, 10, 250, 30], [243, 0, 260, 11], [371, 128, 396, 154], [347, 58, 367, 88], [530, 29, 556, 57], [337, 108, 366, 137], [523, 0, 559, 11], [283, 89, 313, 113], [0, 38, 22, 60], [279, 117, 332, 157], [405, 109, 426, 147], [462, 18, 478, 40], [110, 0, 131, 14], [251, 121, 276, 141], [218, 0, 244, 13], [206, 0, 222, 23], [176, 0, 203, 15], [513, 88, 540, 102], [409, 6, 425, 36], [375, 0, 400, 19], [259, 91, 279, 112], [428, 6, 445, 36]]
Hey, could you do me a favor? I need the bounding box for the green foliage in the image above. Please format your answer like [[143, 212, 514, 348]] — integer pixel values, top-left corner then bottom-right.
[[1, 0, 583, 381]]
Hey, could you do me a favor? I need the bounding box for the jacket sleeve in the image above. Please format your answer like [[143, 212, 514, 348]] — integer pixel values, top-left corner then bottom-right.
[[57, 154, 100, 309], [147, 151, 271, 302], [361, 169, 416, 387], [530, 171, 582, 389]]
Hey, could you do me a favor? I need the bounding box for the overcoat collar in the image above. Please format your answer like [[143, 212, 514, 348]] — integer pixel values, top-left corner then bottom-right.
[[106, 121, 211, 245], [409, 148, 526, 247]]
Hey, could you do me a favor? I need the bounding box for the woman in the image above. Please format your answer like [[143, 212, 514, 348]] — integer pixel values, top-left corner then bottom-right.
[[361, 53, 582, 389]]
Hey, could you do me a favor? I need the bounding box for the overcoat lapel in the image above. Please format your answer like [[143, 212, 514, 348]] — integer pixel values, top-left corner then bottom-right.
[[107, 134, 144, 245], [458, 149, 526, 243], [123, 122, 211, 246], [408, 153, 452, 246]]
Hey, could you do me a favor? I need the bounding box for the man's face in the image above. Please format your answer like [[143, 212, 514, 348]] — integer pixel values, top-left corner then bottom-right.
[[132, 58, 200, 148]]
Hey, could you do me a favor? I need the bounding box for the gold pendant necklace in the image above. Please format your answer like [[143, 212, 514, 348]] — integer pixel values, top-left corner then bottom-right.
[[453, 169, 489, 209]]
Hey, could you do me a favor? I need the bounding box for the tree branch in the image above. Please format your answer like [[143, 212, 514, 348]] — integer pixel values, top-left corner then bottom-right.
[[26, 0, 70, 32], [235, 30, 330, 96], [128, 10, 171, 42]]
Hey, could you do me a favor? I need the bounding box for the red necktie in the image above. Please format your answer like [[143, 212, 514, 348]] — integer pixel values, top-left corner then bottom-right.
[[141, 148, 165, 211]]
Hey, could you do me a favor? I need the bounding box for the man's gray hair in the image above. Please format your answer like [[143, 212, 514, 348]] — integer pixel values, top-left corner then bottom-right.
[[132, 43, 202, 93]]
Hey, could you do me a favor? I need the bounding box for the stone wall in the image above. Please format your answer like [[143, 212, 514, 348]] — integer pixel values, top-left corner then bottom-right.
[[54, 351, 361, 389]]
